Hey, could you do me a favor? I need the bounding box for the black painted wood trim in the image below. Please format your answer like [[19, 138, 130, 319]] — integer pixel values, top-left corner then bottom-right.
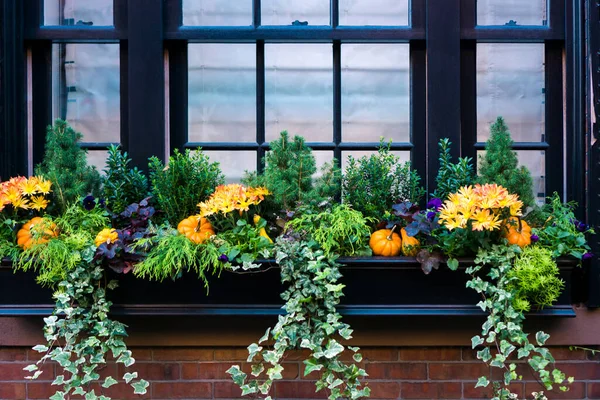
[[544, 40, 564, 198], [126, 0, 165, 169], [410, 40, 427, 195], [30, 41, 52, 168], [167, 40, 188, 153]]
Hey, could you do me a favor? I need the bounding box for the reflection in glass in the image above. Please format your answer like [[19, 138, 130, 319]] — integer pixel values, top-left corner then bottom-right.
[[44, 0, 113, 26], [478, 150, 545, 205], [183, 0, 253, 26], [188, 44, 256, 143], [265, 44, 333, 142], [261, 0, 330, 26], [86, 150, 109, 175], [52, 44, 120, 143], [477, 44, 545, 142], [477, 0, 547, 26], [204, 151, 256, 183], [342, 44, 410, 142], [339, 0, 409, 26]]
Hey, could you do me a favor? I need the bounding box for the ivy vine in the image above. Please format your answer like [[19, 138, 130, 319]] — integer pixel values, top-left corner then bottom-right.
[[227, 238, 370, 400], [26, 264, 148, 400], [466, 245, 573, 400]]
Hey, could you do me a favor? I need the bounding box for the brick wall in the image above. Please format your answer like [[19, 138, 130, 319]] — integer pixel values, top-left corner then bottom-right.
[[0, 346, 598, 400]]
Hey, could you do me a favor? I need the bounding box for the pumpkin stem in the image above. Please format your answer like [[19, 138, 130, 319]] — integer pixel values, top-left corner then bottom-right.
[[387, 225, 398, 241]]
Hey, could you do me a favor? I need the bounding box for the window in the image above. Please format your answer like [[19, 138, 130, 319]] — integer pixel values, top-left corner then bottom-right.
[[0, 0, 593, 309]]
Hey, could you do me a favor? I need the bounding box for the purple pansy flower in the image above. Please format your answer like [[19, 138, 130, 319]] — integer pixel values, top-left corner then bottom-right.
[[82, 195, 96, 210], [427, 198, 443, 211], [583, 252, 594, 261], [218, 254, 229, 263], [530, 234, 539, 243], [426, 211, 436, 221]]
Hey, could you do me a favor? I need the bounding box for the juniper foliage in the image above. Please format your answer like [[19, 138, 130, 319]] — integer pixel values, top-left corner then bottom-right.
[[478, 117, 535, 207], [35, 119, 102, 215], [102, 145, 149, 214], [432, 138, 475, 200]]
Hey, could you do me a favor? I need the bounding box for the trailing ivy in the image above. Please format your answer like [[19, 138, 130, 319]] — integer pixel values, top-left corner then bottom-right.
[[466, 245, 573, 400], [227, 238, 370, 400], [26, 264, 148, 400]]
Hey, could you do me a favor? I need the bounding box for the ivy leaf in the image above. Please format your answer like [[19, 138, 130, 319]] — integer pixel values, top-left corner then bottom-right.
[[475, 376, 489, 388], [226, 365, 247, 386], [323, 340, 344, 359], [471, 335, 484, 349], [123, 372, 138, 384], [447, 258, 459, 271], [102, 376, 118, 388], [23, 364, 38, 372], [259, 328, 271, 344], [536, 331, 550, 346], [353, 353, 363, 362], [85, 390, 98, 400], [32, 345, 49, 353], [52, 375, 65, 386], [304, 358, 324, 376], [26, 370, 43, 380], [132, 379, 149, 394], [241, 384, 258, 396], [49, 392, 66, 400], [267, 364, 284, 380]]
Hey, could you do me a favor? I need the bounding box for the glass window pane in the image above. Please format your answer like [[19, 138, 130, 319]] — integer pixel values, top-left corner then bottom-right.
[[342, 151, 410, 171], [188, 44, 256, 143], [477, 0, 547, 26], [86, 150, 109, 174], [477, 44, 545, 142], [182, 0, 253, 26], [342, 44, 410, 143], [339, 0, 409, 26], [261, 0, 330, 26], [204, 151, 256, 183], [52, 44, 120, 143], [478, 150, 545, 205], [44, 0, 113, 26], [265, 44, 333, 142], [313, 151, 335, 178]]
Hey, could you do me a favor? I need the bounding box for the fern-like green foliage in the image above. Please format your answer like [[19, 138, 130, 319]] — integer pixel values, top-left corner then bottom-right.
[[286, 204, 373, 256], [103, 145, 149, 214], [244, 131, 341, 212], [35, 119, 102, 215], [15, 204, 109, 286], [342, 140, 424, 222], [149, 149, 224, 225], [506, 246, 564, 312], [478, 117, 535, 208], [432, 138, 475, 200], [134, 232, 222, 288]]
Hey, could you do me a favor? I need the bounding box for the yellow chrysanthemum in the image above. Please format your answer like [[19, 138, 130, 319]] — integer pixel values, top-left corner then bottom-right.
[[30, 196, 49, 211], [20, 179, 39, 196]]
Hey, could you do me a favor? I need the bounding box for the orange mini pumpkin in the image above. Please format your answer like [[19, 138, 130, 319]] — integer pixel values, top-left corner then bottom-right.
[[504, 217, 532, 248], [369, 226, 402, 257], [95, 228, 119, 247], [178, 216, 215, 244], [400, 228, 420, 256], [17, 217, 57, 249]]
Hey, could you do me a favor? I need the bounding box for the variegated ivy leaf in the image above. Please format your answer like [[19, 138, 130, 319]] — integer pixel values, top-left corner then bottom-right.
[[267, 364, 283, 380], [241, 383, 258, 396], [226, 365, 247, 386], [49, 391, 66, 400], [25, 370, 43, 380], [323, 340, 344, 359], [102, 376, 118, 388], [353, 353, 363, 363], [85, 390, 98, 400], [303, 358, 323, 376], [52, 375, 65, 385], [259, 328, 271, 343], [132, 379, 149, 394], [23, 364, 38, 372], [123, 372, 138, 384], [471, 335, 484, 349], [536, 331, 550, 346], [475, 376, 490, 388], [32, 344, 49, 353]]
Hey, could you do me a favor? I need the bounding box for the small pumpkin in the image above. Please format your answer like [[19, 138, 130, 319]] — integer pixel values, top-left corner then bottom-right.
[[17, 217, 57, 249], [253, 214, 273, 243], [178, 215, 215, 244], [95, 228, 119, 247], [504, 217, 532, 248], [369, 226, 402, 257], [400, 228, 420, 256]]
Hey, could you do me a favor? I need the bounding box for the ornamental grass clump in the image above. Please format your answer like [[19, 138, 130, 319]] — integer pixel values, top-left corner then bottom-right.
[[149, 148, 224, 225]]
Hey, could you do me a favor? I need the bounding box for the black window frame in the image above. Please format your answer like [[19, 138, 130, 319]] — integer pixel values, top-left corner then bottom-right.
[[1, 0, 596, 308]]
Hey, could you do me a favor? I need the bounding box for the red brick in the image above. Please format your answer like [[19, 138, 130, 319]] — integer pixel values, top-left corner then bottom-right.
[[27, 383, 55, 399], [119, 362, 180, 381], [153, 348, 214, 361], [548, 347, 586, 361], [181, 362, 199, 379], [283, 349, 313, 361], [463, 382, 524, 399], [402, 382, 462, 399], [368, 381, 400, 399], [340, 348, 398, 362], [555, 362, 600, 380], [131, 348, 153, 361], [490, 362, 536, 381], [0, 362, 54, 381], [429, 363, 489, 380], [588, 382, 600, 399], [197, 362, 240, 380], [153, 382, 213, 399], [95, 383, 153, 400], [274, 381, 327, 399], [0, 348, 27, 361], [525, 382, 586, 400], [0, 382, 26, 399], [214, 381, 245, 398], [214, 348, 248, 361], [365, 363, 427, 380], [400, 348, 461, 361]]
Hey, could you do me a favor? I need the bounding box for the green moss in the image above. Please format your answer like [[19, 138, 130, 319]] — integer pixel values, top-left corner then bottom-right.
[[478, 117, 535, 208], [507, 246, 564, 312]]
